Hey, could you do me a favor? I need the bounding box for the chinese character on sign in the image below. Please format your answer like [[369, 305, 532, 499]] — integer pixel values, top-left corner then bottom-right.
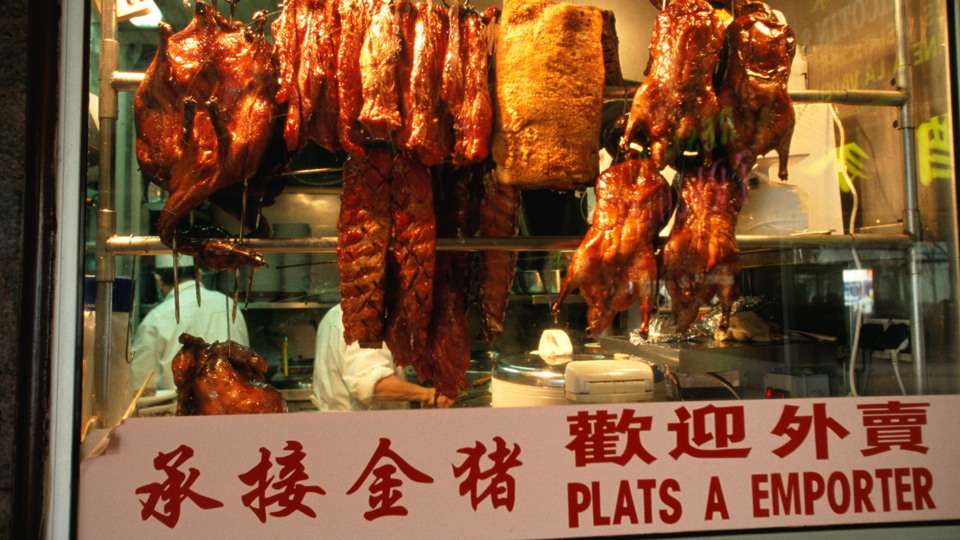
[[453, 437, 523, 511], [858, 401, 930, 456], [347, 438, 434, 521], [771, 403, 850, 459], [668, 405, 751, 459], [917, 114, 951, 187], [134, 444, 224, 528], [566, 408, 656, 467], [238, 441, 325, 523]]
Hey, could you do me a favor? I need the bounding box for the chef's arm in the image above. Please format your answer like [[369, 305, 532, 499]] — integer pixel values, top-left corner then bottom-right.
[[373, 375, 455, 408]]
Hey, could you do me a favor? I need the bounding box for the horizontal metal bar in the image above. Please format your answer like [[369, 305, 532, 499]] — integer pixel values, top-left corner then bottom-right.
[[107, 233, 914, 256], [603, 86, 907, 107], [111, 71, 144, 92]]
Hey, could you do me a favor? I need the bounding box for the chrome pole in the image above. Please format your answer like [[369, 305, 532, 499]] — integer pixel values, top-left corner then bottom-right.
[[894, 0, 927, 394]]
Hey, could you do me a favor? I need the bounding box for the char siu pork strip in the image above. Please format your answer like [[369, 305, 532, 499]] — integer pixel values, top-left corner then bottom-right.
[[337, 0, 375, 156], [553, 159, 673, 338], [395, 1, 453, 166], [271, 0, 303, 151], [135, 3, 280, 270], [358, 0, 402, 140], [384, 154, 436, 374], [717, 2, 796, 179], [661, 160, 745, 333], [305, 0, 343, 153], [445, 7, 493, 166], [337, 149, 394, 347], [173, 334, 287, 415], [621, 0, 723, 169], [476, 168, 521, 342]]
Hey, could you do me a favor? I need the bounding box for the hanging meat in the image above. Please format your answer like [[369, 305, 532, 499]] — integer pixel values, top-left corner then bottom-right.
[[337, 149, 394, 348], [661, 160, 745, 333], [717, 2, 797, 179], [172, 334, 287, 415], [621, 0, 723, 169], [134, 3, 282, 271], [553, 159, 673, 338], [476, 167, 521, 342], [358, 0, 403, 140], [493, 0, 605, 190], [395, 1, 453, 166], [384, 153, 436, 374], [337, 0, 376, 156], [442, 5, 494, 166], [272, 0, 342, 154]]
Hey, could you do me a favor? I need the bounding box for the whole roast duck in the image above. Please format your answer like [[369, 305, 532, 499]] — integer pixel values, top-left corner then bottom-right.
[[134, 2, 284, 271]]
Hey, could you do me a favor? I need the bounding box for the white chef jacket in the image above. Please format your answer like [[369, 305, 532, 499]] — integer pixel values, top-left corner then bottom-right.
[[312, 304, 408, 411], [130, 280, 249, 392]]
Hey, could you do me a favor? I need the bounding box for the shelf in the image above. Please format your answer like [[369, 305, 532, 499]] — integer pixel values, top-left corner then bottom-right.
[[106, 232, 914, 256], [240, 301, 337, 310]]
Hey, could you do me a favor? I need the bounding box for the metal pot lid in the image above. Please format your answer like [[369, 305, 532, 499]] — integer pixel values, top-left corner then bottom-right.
[[493, 352, 664, 389]]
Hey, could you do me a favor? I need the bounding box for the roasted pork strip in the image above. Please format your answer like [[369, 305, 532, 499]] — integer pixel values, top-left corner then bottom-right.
[[553, 159, 673, 337], [337, 149, 394, 347], [337, 0, 374, 156], [358, 0, 403, 140], [476, 167, 521, 342], [450, 8, 493, 166], [306, 0, 343, 153]]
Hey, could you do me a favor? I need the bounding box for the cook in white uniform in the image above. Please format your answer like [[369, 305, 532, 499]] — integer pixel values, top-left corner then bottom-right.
[[130, 256, 249, 393], [312, 303, 454, 411]]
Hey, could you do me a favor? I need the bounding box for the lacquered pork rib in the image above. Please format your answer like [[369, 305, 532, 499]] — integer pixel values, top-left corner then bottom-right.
[[717, 2, 796, 179], [395, 1, 452, 166], [134, 3, 280, 270], [446, 8, 493, 166], [173, 334, 287, 415], [476, 168, 521, 342], [358, 0, 402, 140], [384, 154, 436, 369], [661, 161, 745, 333], [337, 149, 394, 347], [337, 0, 374, 156], [553, 159, 673, 337], [621, 0, 723, 169]]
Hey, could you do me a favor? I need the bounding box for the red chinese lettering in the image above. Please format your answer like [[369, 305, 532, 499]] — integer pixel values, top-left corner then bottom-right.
[[566, 409, 656, 467], [771, 403, 850, 459], [238, 441, 325, 523], [346, 438, 434, 521], [858, 401, 930, 456], [668, 405, 751, 459], [453, 437, 523, 511], [134, 444, 224, 528]]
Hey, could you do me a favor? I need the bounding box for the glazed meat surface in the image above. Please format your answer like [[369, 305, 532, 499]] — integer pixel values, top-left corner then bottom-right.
[[134, 3, 280, 270], [384, 153, 436, 363], [358, 0, 402, 140], [395, 1, 452, 166], [661, 161, 745, 333], [173, 334, 287, 415], [337, 0, 375, 156], [443, 6, 493, 166], [717, 2, 796, 179], [553, 159, 673, 337], [621, 0, 723, 169], [337, 149, 394, 347], [476, 168, 521, 342]]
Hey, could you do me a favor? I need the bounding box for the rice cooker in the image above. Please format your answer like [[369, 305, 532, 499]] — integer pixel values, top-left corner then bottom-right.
[[491, 352, 666, 407]]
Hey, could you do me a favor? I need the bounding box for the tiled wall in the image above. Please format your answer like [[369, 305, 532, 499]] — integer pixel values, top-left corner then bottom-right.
[[0, 0, 27, 538]]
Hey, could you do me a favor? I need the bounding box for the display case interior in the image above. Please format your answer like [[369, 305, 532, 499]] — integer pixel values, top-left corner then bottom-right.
[[83, 0, 958, 428]]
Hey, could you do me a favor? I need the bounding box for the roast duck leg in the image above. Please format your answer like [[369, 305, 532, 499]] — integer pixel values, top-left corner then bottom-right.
[[172, 333, 287, 415], [717, 2, 797, 179], [553, 159, 673, 338], [134, 3, 283, 271], [661, 160, 745, 333]]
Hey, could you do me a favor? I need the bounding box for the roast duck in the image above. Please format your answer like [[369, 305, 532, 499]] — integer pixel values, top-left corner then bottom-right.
[[557, 0, 796, 336], [173, 333, 287, 415], [134, 2, 284, 271]]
